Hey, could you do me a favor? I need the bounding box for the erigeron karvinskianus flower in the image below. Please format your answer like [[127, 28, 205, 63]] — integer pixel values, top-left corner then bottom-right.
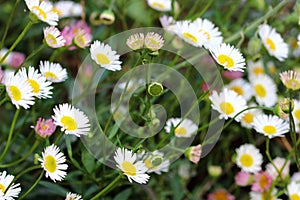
[[52, 103, 90, 137], [207, 189, 235, 200], [73, 29, 92, 49], [235, 171, 252, 186], [146, 0, 172, 12], [280, 70, 300, 91], [126, 33, 145, 50], [0, 171, 21, 200], [114, 148, 150, 184], [251, 171, 272, 192], [250, 188, 280, 200], [145, 32, 164, 52], [43, 26, 66, 48], [142, 151, 169, 174], [235, 144, 263, 173], [185, 144, 202, 164], [225, 78, 253, 101], [39, 60, 68, 83], [165, 118, 198, 138], [52, 1, 82, 19], [287, 181, 300, 200], [31, 117, 56, 138], [265, 157, 290, 179], [65, 192, 83, 200], [39, 144, 68, 182], [173, 21, 203, 47]]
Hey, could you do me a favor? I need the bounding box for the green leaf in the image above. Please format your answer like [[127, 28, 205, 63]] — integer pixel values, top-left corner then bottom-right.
[[113, 188, 132, 200], [81, 146, 96, 174]]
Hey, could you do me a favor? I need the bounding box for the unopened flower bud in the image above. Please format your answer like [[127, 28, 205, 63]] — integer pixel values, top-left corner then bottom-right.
[[150, 154, 163, 166], [100, 10, 115, 25], [279, 98, 294, 114], [247, 36, 261, 55], [185, 144, 202, 164], [148, 82, 163, 97], [208, 165, 222, 178]]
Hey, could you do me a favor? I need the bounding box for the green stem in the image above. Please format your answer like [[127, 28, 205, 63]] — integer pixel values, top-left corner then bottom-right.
[[265, 138, 282, 180], [0, 140, 40, 168], [54, 132, 64, 145], [13, 165, 41, 182], [0, 21, 33, 64], [19, 171, 44, 200], [21, 44, 46, 68], [0, 108, 21, 162], [90, 174, 122, 200], [0, 96, 9, 107], [0, 0, 21, 50]]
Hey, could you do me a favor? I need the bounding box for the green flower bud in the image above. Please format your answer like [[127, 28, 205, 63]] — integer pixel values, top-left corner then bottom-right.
[[150, 155, 163, 166], [208, 165, 222, 178], [247, 36, 261, 55], [100, 10, 115, 25], [148, 82, 163, 97]]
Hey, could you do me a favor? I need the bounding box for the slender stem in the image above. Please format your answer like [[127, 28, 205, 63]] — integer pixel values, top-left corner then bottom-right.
[[265, 138, 282, 181], [90, 174, 122, 200], [0, 140, 40, 168], [0, 21, 33, 64], [0, 0, 21, 49], [19, 171, 44, 200], [0, 109, 21, 162], [0, 96, 9, 107], [54, 132, 64, 145], [13, 165, 41, 182], [21, 44, 46, 68]]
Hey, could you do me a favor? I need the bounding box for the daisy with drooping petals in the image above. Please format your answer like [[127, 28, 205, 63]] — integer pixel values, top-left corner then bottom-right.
[[0, 171, 21, 200], [235, 144, 263, 173], [209, 88, 247, 121], [287, 181, 300, 200], [247, 60, 265, 80], [225, 78, 253, 101], [65, 192, 83, 200], [253, 114, 289, 139], [114, 148, 150, 184], [90, 40, 122, 71], [250, 74, 277, 107], [5, 72, 35, 109], [126, 33, 145, 50], [258, 24, 288, 61], [52, 103, 90, 137], [146, 0, 172, 12], [240, 103, 262, 129], [39, 144, 68, 182], [210, 43, 246, 72], [24, 0, 58, 26], [173, 21, 203, 47], [39, 60, 68, 83], [250, 188, 280, 200], [43, 26, 66, 48], [192, 18, 223, 49], [145, 32, 164, 51], [18, 66, 53, 99], [159, 15, 176, 34], [251, 171, 272, 192], [280, 70, 300, 91], [165, 118, 198, 138]]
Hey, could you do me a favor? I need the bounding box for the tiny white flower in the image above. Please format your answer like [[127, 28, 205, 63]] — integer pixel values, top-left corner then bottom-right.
[[44, 26, 66, 48], [0, 171, 21, 200], [225, 78, 253, 101], [39, 60, 68, 83], [165, 118, 198, 138], [236, 143, 263, 173], [146, 0, 172, 12], [287, 182, 300, 200], [65, 192, 83, 200]]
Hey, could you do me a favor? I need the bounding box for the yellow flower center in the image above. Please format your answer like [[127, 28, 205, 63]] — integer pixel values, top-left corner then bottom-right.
[[199, 29, 211, 40], [183, 32, 198, 43], [175, 127, 187, 136], [220, 102, 235, 115], [152, 2, 165, 9], [242, 113, 254, 124], [263, 125, 276, 135], [46, 34, 57, 45], [291, 194, 300, 200], [253, 67, 264, 76], [266, 37, 276, 51], [61, 116, 77, 131], [240, 154, 253, 167], [144, 159, 153, 169], [45, 155, 57, 173], [259, 174, 269, 188], [122, 161, 136, 176], [213, 190, 229, 200], [45, 72, 58, 81], [51, 7, 62, 17], [28, 79, 40, 93], [254, 84, 266, 98], [96, 53, 110, 65], [286, 79, 300, 90], [262, 192, 273, 200], [0, 184, 6, 193], [294, 109, 300, 121], [75, 35, 85, 48], [9, 85, 22, 101], [32, 6, 47, 19], [41, 125, 49, 130], [268, 65, 276, 74], [231, 86, 243, 96], [217, 54, 234, 68]]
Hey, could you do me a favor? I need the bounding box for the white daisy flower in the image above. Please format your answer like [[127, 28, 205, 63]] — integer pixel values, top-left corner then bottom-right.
[[18, 66, 53, 99], [24, 0, 58, 26], [39, 60, 68, 83], [114, 148, 150, 184], [53, 1, 82, 19], [225, 78, 253, 101], [279, 70, 300, 91], [247, 60, 265, 80], [43, 26, 66, 48], [173, 21, 203, 47], [287, 181, 300, 199], [250, 188, 280, 200], [159, 15, 176, 34], [90, 40, 122, 71], [240, 103, 262, 129], [126, 33, 145, 51], [5, 72, 35, 109], [0, 171, 21, 200], [65, 192, 83, 200], [258, 24, 288, 61], [210, 43, 246, 72], [146, 0, 171, 12], [73, 29, 92, 49], [250, 74, 277, 107], [235, 143, 263, 173], [52, 103, 90, 137], [165, 118, 198, 138], [141, 151, 169, 174], [145, 32, 164, 51], [39, 144, 68, 182], [209, 88, 247, 121], [253, 114, 289, 139], [293, 99, 300, 124], [192, 18, 223, 49]]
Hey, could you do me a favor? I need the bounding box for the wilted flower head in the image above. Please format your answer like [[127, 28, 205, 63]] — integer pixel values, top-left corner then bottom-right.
[[126, 33, 145, 50], [145, 32, 164, 52], [32, 117, 56, 138], [185, 144, 202, 164], [280, 70, 300, 91]]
